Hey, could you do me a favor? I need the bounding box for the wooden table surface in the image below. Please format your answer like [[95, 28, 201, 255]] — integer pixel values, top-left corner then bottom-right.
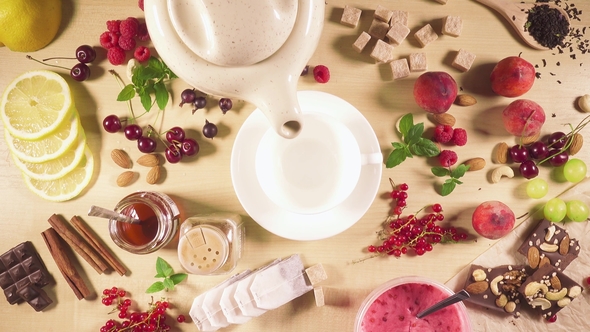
[[1, 0, 589, 331]]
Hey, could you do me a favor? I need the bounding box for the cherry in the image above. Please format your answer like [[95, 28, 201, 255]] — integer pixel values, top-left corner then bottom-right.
[[138, 136, 157, 153], [219, 98, 233, 114], [510, 145, 529, 163], [165, 146, 183, 163], [124, 124, 143, 141], [70, 63, 91, 81], [547, 132, 567, 149], [519, 160, 539, 179], [75, 45, 97, 63], [181, 138, 199, 156], [103, 115, 122, 133], [165, 127, 185, 143], [202, 120, 218, 139], [528, 141, 549, 160], [549, 150, 569, 167]]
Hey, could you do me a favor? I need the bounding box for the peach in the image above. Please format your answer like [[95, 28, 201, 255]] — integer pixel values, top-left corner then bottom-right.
[[490, 56, 536, 97], [472, 201, 515, 240], [502, 99, 546, 137], [413, 71, 458, 114]]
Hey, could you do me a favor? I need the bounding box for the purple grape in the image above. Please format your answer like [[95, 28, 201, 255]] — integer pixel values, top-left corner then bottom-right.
[[202, 120, 218, 139], [528, 141, 549, 160], [137, 136, 157, 153], [193, 97, 207, 110], [181, 138, 199, 156], [519, 160, 539, 179], [510, 145, 529, 163], [548, 132, 567, 149], [124, 124, 143, 141], [549, 150, 569, 167], [70, 63, 90, 81], [219, 98, 233, 114], [75, 45, 96, 63], [179, 89, 196, 107], [165, 146, 183, 163], [103, 115, 122, 133]]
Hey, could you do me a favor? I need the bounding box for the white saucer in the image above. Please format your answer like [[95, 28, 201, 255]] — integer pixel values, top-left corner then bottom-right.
[[230, 91, 382, 241]]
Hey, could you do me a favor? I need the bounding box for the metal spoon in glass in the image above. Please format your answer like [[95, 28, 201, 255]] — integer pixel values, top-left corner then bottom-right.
[[87, 205, 141, 224], [416, 289, 470, 319]]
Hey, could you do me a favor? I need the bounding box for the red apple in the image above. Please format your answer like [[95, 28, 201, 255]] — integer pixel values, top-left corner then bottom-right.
[[490, 56, 536, 97], [472, 201, 515, 240], [413, 71, 458, 114], [502, 99, 546, 137]]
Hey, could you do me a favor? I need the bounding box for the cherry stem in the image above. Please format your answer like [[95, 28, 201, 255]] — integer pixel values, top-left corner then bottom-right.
[[26, 55, 70, 71], [538, 114, 590, 165], [42, 56, 75, 61], [109, 70, 137, 121]]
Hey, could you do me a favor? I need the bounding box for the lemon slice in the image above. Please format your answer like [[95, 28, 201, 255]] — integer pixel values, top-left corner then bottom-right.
[[1, 70, 73, 140], [4, 110, 79, 163], [23, 146, 94, 202], [12, 130, 87, 181]]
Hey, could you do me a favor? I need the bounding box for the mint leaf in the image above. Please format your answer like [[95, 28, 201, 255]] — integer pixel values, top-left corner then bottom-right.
[[391, 142, 405, 149], [170, 273, 187, 285], [431, 167, 450, 177], [163, 278, 175, 291], [412, 138, 440, 157], [155, 257, 170, 275], [146, 281, 165, 294], [154, 81, 169, 110], [441, 181, 456, 196], [117, 85, 135, 101], [140, 91, 152, 111], [386, 148, 408, 168], [405, 123, 424, 145], [398, 113, 413, 136], [451, 164, 470, 179]]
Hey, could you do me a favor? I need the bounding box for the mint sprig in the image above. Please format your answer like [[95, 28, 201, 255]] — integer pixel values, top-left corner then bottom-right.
[[117, 57, 177, 112], [146, 257, 187, 293], [431, 164, 470, 196], [386, 113, 440, 168]]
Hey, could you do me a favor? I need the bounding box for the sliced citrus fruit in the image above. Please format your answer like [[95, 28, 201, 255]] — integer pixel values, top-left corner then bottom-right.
[[4, 110, 79, 163], [23, 146, 94, 202], [1, 70, 73, 140], [12, 130, 87, 181]]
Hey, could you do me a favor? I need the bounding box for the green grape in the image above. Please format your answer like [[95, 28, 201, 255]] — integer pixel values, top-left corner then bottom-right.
[[526, 178, 549, 199], [543, 198, 567, 222], [563, 158, 587, 183], [566, 200, 590, 222]]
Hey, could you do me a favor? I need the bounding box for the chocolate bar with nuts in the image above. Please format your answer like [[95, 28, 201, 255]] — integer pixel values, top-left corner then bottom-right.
[[517, 219, 580, 272], [519, 265, 583, 320], [0, 241, 52, 311], [463, 264, 529, 317]]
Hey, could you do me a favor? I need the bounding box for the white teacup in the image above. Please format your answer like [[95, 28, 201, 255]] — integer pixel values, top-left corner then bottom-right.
[[255, 113, 361, 215]]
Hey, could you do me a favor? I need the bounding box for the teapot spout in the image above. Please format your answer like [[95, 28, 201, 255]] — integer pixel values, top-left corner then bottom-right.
[[251, 82, 303, 138]]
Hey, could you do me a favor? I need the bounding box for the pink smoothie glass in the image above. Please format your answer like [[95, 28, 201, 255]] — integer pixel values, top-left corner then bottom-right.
[[355, 276, 472, 332]]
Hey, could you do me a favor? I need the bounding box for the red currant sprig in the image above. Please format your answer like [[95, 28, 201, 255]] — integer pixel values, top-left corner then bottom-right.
[[389, 178, 409, 215]]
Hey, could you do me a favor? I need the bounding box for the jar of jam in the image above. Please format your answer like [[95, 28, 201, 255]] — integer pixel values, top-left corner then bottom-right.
[[109, 191, 180, 254], [177, 213, 244, 275]]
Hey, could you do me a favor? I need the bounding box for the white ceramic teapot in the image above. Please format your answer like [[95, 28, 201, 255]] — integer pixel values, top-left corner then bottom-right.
[[144, 0, 325, 138]]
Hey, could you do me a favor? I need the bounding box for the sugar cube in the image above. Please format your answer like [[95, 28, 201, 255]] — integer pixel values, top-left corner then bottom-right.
[[341, 6, 362, 28], [374, 5, 393, 23], [370, 39, 394, 63], [452, 49, 476, 72], [409, 53, 427, 72], [390, 10, 409, 26], [353, 31, 371, 53], [305, 264, 328, 285], [442, 16, 463, 37], [386, 22, 410, 45], [368, 19, 389, 39], [314, 287, 325, 307], [390, 58, 410, 79], [414, 24, 438, 47]]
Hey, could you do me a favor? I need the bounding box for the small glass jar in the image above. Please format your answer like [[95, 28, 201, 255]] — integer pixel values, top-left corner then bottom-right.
[[109, 191, 180, 254], [178, 213, 244, 275]]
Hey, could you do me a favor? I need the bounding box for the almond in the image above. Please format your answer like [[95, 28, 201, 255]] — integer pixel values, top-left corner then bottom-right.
[[550, 276, 562, 290], [539, 256, 551, 268], [455, 94, 477, 106], [464, 157, 486, 171], [146, 166, 161, 185], [431, 113, 456, 126], [520, 131, 540, 145], [492, 142, 509, 164], [465, 280, 489, 294], [137, 154, 159, 167], [116, 171, 136, 187], [559, 235, 570, 255], [111, 149, 132, 169], [527, 246, 540, 269], [568, 133, 583, 156]]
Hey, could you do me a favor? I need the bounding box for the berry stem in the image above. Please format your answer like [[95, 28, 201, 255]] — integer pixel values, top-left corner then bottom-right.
[[42, 56, 75, 61], [109, 70, 138, 122], [26, 55, 70, 71]]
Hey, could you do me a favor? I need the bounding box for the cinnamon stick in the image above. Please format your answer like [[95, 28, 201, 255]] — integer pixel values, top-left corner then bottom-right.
[[47, 214, 108, 274], [41, 228, 91, 300], [70, 216, 127, 276]]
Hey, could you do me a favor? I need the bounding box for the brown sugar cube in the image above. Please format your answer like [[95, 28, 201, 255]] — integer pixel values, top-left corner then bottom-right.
[[390, 10, 409, 26], [452, 49, 476, 72], [386, 22, 410, 45], [341, 5, 362, 28], [390, 58, 410, 79], [414, 24, 438, 47], [368, 19, 389, 39], [374, 5, 393, 23], [370, 39, 394, 63], [442, 16, 463, 37], [305, 263, 328, 285], [313, 287, 325, 307], [409, 53, 427, 72], [353, 31, 371, 53]]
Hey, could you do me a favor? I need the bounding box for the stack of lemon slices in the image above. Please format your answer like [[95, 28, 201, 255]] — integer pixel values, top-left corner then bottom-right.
[[1, 70, 94, 201]]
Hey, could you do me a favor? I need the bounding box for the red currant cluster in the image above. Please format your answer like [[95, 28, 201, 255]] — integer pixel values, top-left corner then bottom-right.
[[365, 180, 468, 258], [509, 131, 574, 179], [99, 287, 187, 332]]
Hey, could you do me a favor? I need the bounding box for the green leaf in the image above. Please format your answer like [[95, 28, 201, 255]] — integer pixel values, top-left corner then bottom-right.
[[412, 138, 440, 157], [163, 278, 175, 291], [155, 257, 171, 276], [140, 91, 152, 111], [154, 81, 169, 110], [405, 123, 424, 145], [391, 142, 405, 149], [431, 167, 450, 177], [148, 56, 163, 71], [137, 67, 159, 81], [451, 164, 470, 179], [117, 84, 136, 101], [169, 273, 188, 285], [398, 113, 413, 136], [386, 148, 408, 168], [441, 181, 456, 196], [146, 281, 165, 294]]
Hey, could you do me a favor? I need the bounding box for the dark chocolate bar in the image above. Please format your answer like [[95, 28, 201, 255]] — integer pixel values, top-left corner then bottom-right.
[[0, 242, 52, 311], [517, 219, 580, 272], [464, 264, 529, 317], [519, 265, 583, 319]]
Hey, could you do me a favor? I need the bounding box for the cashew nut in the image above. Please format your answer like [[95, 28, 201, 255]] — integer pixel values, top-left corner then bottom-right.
[[491, 166, 514, 183], [577, 94, 590, 113], [530, 297, 552, 310], [490, 275, 504, 296], [568, 285, 582, 298], [545, 288, 567, 301], [524, 281, 549, 297]]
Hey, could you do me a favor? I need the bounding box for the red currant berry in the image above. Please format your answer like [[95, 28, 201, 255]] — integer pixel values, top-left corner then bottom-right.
[[123, 299, 132, 306], [102, 297, 113, 306], [102, 288, 111, 296], [547, 314, 557, 323], [119, 311, 128, 319], [393, 206, 404, 215], [399, 183, 409, 191], [390, 190, 400, 199], [177, 315, 186, 323], [117, 289, 126, 297], [367, 245, 376, 252], [432, 203, 442, 213], [396, 199, 407, 207]]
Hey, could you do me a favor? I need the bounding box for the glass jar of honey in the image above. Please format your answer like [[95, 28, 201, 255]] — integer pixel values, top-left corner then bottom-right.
[[109, 191, 180, 254]]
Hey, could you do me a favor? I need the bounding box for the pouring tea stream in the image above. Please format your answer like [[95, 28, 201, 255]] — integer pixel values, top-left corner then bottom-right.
[[144, 0, 325, 138]]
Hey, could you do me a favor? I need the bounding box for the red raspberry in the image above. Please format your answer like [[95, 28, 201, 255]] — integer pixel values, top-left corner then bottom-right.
[[451, 128, 467, 146], [137, 23, 150, 42], [134, 46, 151, 62], [107, 46, 126, 65], [100, 31, 119, 49], [106, 20, 121, 33], [438, 150, 458, 167], [118, 35, 136, 51], [313, 65, 330, 83], [138, 0, 144, 11], [120, 18, 139, 38], [433, 125, 454, 144]]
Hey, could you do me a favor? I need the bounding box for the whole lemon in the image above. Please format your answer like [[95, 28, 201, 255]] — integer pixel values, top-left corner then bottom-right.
[[0, 0, 62, 52]]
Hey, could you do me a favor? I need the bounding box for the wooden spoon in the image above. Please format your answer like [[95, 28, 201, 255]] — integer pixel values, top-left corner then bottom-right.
[[474, 0, 570, 50]]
